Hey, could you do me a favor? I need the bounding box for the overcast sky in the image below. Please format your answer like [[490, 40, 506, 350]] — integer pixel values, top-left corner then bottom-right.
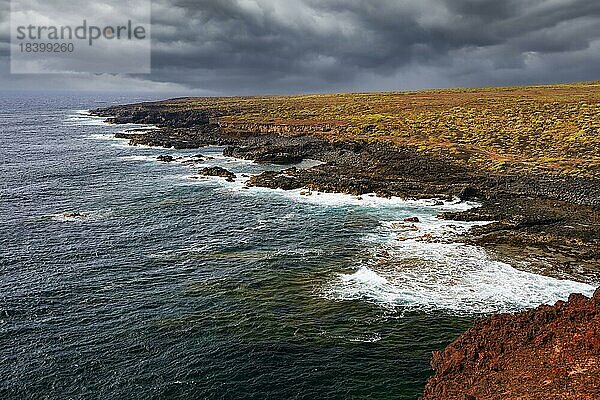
[[1, 0, 599, 95]]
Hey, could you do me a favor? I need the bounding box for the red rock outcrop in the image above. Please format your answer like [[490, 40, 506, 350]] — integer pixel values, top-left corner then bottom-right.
[[422, 288, 600, 400]]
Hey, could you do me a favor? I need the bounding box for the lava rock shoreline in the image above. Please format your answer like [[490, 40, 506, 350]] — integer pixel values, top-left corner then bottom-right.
[[92, 103, 600, 278], [421, 288, 600, 400]]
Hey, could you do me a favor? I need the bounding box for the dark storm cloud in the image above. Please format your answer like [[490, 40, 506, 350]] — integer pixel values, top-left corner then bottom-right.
[[142, 0, 600, 94], [1, 0, 599, 93]]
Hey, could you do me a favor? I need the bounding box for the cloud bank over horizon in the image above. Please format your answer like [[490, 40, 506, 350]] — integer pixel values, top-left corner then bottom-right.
[[1, 0, 599, 95]]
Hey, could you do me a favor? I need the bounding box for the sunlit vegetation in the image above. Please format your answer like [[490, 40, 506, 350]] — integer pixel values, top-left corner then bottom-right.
[[156, 82, 600, 177]]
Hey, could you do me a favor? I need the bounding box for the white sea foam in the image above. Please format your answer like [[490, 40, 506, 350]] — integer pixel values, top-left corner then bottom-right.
[[349, 333, 382, 343], [51, 213, 88, 222], [325, 217, 597, 314], [375, 216, 491, 244], [242, 181, 590, 316], [119, 155, 160, 162], [187, 165, 597, 314], [112, 142, 158, 149], [183, 174, 249, 189], [47, 210, 109, 223], [84, 133, 129, 142], [64, 115, 108, 127], [182, 164, 482, 211], [66, 110, 160, 131], [239, 185, 480, 211]]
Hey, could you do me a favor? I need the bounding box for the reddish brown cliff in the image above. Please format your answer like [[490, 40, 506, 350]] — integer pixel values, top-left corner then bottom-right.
[[422, 288, 600, 400]]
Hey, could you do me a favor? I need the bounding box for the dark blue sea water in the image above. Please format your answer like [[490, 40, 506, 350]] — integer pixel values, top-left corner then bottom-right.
[[1, 92, 596, 399]]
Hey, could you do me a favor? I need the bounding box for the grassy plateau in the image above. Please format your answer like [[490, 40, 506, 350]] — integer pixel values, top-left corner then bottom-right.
[[153, 82, 600, 178]]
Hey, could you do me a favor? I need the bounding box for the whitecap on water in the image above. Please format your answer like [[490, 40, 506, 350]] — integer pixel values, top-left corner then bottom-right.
[[348, 333, 382, 343], [46, 210, 109, 223], [120, 155, 164, 162], [66, 110, 160, 132], [84, 133, 129, 142], [325, 216, 597, 315], [64, 117, 109, 127]]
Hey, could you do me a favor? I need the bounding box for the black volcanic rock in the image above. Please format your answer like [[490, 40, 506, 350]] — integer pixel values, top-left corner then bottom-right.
[[94, 105, 210, 128], [157, 155, 175, 163], [224, 145, 305, 164], [199, 167, 236, 182]]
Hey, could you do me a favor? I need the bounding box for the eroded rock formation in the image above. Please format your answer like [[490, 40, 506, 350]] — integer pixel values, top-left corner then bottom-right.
[[422, 289, 600, 400]]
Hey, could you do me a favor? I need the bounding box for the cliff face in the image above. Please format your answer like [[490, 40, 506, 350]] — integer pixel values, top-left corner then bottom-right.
[[422, 288, 600, 400]]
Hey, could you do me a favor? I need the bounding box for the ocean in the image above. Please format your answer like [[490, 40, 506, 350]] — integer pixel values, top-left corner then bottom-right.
[[0, 92, 596, 399]]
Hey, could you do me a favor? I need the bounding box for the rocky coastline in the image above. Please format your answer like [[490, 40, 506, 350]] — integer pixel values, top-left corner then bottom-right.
[[92, 102, 600, 279], [92, 94, 599, 399]]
